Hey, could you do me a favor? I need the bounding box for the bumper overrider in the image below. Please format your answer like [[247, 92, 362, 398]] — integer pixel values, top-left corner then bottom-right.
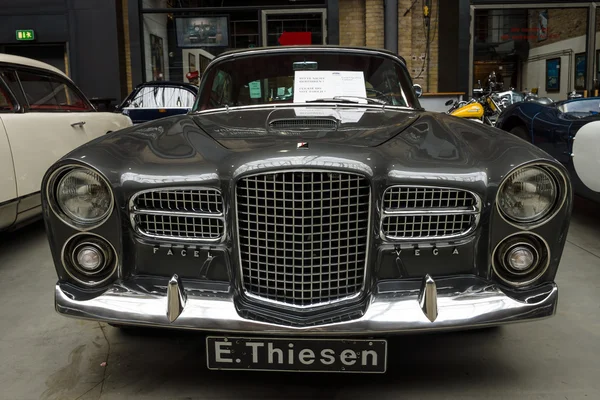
[[55, 274, 557, 334]]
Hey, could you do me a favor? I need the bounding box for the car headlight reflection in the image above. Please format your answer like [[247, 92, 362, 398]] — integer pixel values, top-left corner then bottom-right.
[[49, 166, 114, 229], [498, 166, 558, 224]]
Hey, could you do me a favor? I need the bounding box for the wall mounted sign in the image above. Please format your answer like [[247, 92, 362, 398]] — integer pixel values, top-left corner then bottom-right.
[[546, 57, 560, 92], [16, 30, 34, 41], [538, 10, 548, 42], [575, 53, 586, 90]]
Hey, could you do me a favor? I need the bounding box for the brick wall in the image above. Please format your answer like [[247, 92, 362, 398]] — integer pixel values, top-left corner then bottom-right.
[[340, 0, 439, 92], [529, 8, 588, 49], [339, 0, 366, 46]]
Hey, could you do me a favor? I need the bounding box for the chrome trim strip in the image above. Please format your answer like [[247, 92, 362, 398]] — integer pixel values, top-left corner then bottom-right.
[[380, 185, 482, 241], [131, 208, 224, 219], [129, 187, 226, 244], [55, 279, 558, 334], [382, 208, 479, 216], [234, 168, 372, 311]]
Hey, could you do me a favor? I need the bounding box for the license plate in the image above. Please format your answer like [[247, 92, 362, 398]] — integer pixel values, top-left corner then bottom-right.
[[206, 337, 387, 373]]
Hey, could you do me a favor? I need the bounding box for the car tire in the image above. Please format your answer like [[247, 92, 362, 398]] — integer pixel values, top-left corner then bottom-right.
[[510, 125, 530, 142]]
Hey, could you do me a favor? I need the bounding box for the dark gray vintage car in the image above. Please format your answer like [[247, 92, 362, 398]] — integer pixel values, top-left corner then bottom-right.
[[42, 46, 572, 373]]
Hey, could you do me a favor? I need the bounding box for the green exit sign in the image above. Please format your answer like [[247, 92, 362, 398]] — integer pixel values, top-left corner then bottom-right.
[[16, 30, 35, 41]]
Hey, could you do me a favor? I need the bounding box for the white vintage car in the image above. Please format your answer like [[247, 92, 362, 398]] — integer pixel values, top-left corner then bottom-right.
[[0, 54, 132, 231]]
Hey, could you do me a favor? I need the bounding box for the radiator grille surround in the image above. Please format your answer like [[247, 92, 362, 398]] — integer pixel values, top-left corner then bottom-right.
[[130, 187, 225, 242], [381, 186, 480, 240], [236, 170, 371, 308]]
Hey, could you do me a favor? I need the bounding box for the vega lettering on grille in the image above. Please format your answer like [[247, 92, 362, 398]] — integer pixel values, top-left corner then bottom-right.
[[236, 171, 371, 308]]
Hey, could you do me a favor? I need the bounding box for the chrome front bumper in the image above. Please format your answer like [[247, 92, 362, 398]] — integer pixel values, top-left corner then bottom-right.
[[55, 275, 558, 335]]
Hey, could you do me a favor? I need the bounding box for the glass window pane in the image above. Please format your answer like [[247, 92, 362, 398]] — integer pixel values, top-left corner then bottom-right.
[[51, 81, 93, 111], [473, 7, 588, 101], [17, 70, 60, 110], [0, 76, 15, 112], [127, 86, 196, 108]]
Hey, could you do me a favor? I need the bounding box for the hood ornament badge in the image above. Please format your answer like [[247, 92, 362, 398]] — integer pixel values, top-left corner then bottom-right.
[[297, 142, 309, 149]]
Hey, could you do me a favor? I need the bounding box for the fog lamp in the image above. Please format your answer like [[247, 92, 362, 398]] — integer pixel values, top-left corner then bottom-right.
[[506, 246, 535, 272], [76, 246, 104, 274]]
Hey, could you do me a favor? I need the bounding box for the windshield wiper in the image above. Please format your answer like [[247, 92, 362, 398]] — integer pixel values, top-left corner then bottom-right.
[[306, 96, 388, 105]]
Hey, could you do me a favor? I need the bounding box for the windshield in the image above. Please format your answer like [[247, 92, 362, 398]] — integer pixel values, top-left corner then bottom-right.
[[558, 98, 600, 118], [125, 86, 196, 109], [194, 51, 419, 111]]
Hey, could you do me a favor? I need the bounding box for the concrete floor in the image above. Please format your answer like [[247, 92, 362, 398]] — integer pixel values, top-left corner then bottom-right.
[[1, 199, 599, 400]]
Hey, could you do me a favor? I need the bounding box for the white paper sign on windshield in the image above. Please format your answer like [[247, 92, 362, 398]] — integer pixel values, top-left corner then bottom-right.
[[293, 71, 367, 103]]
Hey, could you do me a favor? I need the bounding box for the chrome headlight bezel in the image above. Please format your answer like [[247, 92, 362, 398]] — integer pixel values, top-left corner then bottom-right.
[[47, 164, 114, 230], [496, 163, 568, 228]]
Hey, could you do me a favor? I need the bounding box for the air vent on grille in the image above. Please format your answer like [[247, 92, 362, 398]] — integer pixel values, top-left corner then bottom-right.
[[269, 119, 337, 130], [237, 171, 370, 308], [130, 188, 224, 242], [381, 186, 480, 240]]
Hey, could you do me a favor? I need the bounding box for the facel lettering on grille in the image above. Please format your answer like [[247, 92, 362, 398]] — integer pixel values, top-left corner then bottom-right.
[[153, 246, 208, 258]]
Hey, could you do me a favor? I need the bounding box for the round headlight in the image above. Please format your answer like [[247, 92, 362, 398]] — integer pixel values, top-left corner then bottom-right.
[[498, 166, 557, 223], [56, 167, 113, 225]]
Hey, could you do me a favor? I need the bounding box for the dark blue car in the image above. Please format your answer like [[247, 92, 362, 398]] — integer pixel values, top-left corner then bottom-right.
[[496, 97, 600, 203], [116, 81, 198, 124]]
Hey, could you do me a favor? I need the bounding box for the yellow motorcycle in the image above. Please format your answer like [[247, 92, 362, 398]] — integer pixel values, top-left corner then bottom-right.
[[445, 91, 501, 126]]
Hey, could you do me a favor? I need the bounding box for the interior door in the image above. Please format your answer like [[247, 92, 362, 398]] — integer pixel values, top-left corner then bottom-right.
[[261, 9, 327, 47]]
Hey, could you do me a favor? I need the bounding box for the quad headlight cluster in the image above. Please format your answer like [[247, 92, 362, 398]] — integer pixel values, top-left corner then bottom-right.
[[497, 164, 565, 226], [48, 165, 114, 229], [494, 163, 567, 287]]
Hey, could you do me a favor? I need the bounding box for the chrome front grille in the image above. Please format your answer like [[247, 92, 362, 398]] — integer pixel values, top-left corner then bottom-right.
[[130, 188, 224, 242], [236, 171, 371, 308], [382, 186, 480, 240]]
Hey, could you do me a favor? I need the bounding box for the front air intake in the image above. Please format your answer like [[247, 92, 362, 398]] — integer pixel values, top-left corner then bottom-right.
[[236, 170, 371, 308]]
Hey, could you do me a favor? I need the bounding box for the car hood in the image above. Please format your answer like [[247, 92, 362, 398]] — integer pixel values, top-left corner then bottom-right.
[[190, 106, 421, 148], [59, 107, 556, 203]]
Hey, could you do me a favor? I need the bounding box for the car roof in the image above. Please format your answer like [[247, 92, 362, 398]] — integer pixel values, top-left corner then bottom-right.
[[0, 53, 68, 78], [213, 45, 407, 65]]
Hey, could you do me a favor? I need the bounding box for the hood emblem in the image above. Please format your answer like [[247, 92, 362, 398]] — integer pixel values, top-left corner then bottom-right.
[[297, 142, 309, 149]]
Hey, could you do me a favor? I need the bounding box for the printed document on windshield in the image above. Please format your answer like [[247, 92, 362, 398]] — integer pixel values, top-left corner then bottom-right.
[[293, 71, 367, 103]]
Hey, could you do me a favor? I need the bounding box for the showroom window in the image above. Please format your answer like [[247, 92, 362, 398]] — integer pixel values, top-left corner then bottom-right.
[[17, 71, 93, 112], [140, 0, 327, 83], [473, 6, 590, 101]]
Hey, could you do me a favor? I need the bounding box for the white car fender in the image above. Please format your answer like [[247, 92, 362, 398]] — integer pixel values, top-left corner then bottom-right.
[[572, 120, 600, 192]]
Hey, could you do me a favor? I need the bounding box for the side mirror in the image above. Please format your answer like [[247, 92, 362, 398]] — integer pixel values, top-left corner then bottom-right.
[[413, 84, 423, 98], [445, 99, 454, 106]]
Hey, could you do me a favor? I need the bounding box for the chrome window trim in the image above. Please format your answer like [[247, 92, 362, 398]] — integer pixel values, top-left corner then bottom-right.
[[46, 164, 115, 231], [60, 232, 119, 287], [379, 185, 482, 241], [129, 187, 226, 244], [234, 168, 372, 311], [491, 231, 551, 288], [496, 162, 569, 230]]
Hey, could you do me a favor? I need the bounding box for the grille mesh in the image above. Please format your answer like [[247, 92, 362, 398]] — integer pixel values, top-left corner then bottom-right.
[[237, 171, 370, 307], [382, 214, 475, 239], [134, 188, 222, 213], [135, 214, 224, 240], [384, 187, 476, 210], [131, 188, 224, 241], [382, 186, 478, 240], [269, 119, 337, 130]]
